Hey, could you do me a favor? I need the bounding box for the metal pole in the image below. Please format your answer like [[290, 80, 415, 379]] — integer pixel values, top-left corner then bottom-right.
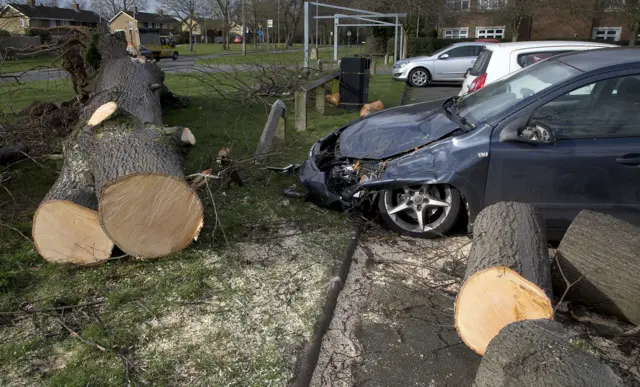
[[315, 3, 318, 48], [307, 2, 382, 15], [277, 0, 280, 49], [416, 15, 419, 38], [393, 16, 398, 63], [334, 16, 338, 60], [399, 24, 403, 60], [241, 0, 246, 55], [304, 1, 309, 68]]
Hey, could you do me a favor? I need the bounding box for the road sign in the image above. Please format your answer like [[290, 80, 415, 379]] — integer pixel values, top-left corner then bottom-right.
[[347, 30, 352, 36], [330, 32, 333, 36], [257, 30, 263, 37], [267, 19, 273, 28]]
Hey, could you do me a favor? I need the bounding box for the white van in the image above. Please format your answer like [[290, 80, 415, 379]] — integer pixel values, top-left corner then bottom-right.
[[459, 41, 618, 96]]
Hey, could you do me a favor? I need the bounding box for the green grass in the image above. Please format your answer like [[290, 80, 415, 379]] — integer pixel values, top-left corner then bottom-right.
[[176, 42, 304, 57], [0, 78, 75, 114], [0, 72, 405, 385], [196, 46, 368, 66], [0, 56, 62, 75]]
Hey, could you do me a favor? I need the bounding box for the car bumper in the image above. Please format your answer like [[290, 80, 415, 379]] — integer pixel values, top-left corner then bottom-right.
[[392, 66, 410, 81], [299, 149, 344, 208]]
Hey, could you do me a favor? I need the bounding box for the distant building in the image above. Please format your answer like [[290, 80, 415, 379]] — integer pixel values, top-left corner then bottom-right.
[[441, 0, 639, 43], [0, 0, 101, 38], [108, 8, 180, 48], [182, 17, 243, 43]]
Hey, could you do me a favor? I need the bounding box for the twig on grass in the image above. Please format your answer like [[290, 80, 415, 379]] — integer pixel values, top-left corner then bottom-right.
[[0, 300, 105, 315], [56, 317, 107, 351]]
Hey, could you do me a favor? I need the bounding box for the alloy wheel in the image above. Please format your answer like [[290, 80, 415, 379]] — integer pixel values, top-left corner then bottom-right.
[[410, 70, 429, 87], [382, 185, 453, 233]]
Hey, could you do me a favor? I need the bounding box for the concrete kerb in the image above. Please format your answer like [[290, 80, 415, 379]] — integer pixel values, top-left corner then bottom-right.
[[291, 223, 363, 387]]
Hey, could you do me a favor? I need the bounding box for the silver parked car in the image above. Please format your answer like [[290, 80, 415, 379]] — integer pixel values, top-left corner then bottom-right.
[[392, 42, 496, 87]]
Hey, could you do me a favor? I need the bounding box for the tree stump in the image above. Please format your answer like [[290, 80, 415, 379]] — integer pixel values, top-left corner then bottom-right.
[[474, 319, 623, 387], [456, 202, 553, 355], [32, 144, 113, 264], [554, 210, 640, 325]]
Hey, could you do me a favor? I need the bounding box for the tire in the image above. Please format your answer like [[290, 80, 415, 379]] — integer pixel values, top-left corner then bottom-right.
[[172, 52, 179, 60], [408, 67, 430, 88], [378, 184, 461, 238]]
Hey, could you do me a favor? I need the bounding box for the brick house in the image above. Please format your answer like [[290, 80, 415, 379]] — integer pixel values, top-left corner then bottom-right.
[[108, 8, 180, 48], [441, 0, 638, 43], [182, 17, 243, 43], [0, 0, 101, 38]]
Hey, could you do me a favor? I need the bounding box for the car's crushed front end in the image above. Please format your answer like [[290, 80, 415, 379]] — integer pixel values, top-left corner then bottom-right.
[[299, 100, 481, 210]]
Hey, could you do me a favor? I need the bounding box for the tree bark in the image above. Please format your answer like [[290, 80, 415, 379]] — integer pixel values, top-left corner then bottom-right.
[[456, 202, 553, 355], [475, 319, 623, 387], [32, 143, 114, 265], [553, 210, 640, 325]]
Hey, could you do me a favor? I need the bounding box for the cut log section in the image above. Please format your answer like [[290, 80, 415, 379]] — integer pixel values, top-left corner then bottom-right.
[[456, 202, 553, 355], [554, 210, 640, 325], [79, 123, 203, 258], [474, 319, 623, 387], [32, 145, 113, 264]]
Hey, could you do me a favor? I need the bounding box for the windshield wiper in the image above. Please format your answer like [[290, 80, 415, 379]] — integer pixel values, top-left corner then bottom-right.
[[442, 96, 475, 131]]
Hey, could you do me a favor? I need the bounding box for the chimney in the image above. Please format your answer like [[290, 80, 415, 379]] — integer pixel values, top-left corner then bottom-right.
[[133, 6, 138, 13], [28, 0, 35, 7], [157, 8, 163, 15], [72, 1, 80, 11]]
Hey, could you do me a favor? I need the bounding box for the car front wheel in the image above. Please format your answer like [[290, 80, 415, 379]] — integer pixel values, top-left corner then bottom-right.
[[378, 184, 461, 238], [408, 68, 430, 87]]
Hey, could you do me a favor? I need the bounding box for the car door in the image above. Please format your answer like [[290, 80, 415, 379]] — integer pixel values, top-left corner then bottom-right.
[[434, 45, 480, 81], [484, 70, 640, 239]]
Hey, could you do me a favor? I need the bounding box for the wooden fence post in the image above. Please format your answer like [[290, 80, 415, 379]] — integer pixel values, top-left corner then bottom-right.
[[315, 86, 325, 115], [295, 90, 307, 132]]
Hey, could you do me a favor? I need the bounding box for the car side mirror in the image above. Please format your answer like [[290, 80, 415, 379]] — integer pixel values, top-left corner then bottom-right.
[[439, 53, 449, 60], [500, 122, 556, 145], [464, 68, 471, 78]]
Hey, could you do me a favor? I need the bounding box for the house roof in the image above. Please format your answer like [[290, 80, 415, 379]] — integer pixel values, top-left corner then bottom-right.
[[6, 3, 100, 23], [122, 10, 177, 24]]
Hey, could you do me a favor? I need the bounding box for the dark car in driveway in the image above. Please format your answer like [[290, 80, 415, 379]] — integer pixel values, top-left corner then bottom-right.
[[300, 47, 640, 241]]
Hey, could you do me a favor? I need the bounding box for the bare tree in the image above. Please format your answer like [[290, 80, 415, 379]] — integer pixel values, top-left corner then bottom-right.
[[161, 0, 203, 51], [210, 0, 235, 50], [92, 0, 148, 20], [283, 0, 302, 46]]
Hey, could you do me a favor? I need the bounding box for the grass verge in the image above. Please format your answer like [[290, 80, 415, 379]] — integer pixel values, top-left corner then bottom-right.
[[0, 71, 405, 385], [0, 56, 62, 75]]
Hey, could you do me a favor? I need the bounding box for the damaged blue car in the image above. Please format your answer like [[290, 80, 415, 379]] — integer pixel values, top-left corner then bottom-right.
[[300, 47, 640, 240]]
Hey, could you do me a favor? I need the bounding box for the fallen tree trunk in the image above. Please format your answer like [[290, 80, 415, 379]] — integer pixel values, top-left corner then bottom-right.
[[553, 210, 640, 325], [79, 121, 202, 258], [456, 202, 553, 355], [76, 34, 202, 259], [32, 144, 114, 264], [474, 319, 623, 387], [32, 32, 203, 262]]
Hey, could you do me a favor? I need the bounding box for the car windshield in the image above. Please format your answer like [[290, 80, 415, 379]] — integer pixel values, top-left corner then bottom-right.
[[457, 59, 582, 124]]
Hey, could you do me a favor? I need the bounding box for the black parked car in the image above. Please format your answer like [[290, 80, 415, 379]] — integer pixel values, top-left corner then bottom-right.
[[300, 47, 640, 241]]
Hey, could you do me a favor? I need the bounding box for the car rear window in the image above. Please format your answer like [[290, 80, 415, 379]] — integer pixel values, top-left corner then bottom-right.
[[517, 50, 572, 68], [470, 49, 492, 76]]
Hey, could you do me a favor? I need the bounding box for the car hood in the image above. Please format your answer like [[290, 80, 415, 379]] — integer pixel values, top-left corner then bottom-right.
[[337, 100, 459, 159]]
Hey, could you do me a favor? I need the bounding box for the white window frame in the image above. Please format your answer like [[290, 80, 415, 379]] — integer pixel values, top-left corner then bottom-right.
[[20, 18, 25, 27], [476, 26, 506, 39], [445, 0, 470, 11], [443, 27, 469, 39], [478, 0, 507, 10], [592, 27, 622, 41]]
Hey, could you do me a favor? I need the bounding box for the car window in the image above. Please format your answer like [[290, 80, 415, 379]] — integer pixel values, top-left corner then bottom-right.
[[530, 74, 640, 139], [517, 50, 572, 68], [470, 45, 484, 56], [470, 49, 492, 76], [458, 59, 581, 124], [445, 46, 476, 58]]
